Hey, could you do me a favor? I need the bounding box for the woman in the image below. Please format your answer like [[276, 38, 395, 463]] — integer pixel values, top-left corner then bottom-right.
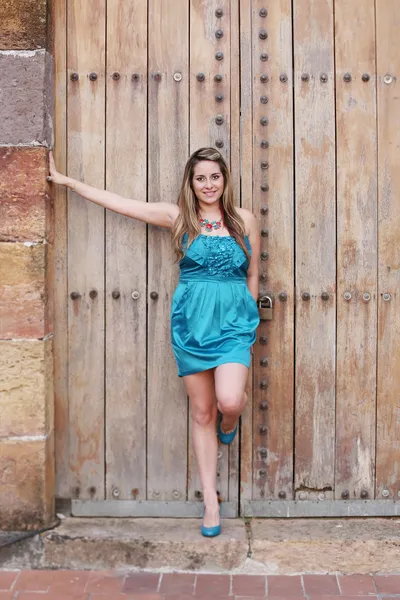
[[48, 147, 260, 537]]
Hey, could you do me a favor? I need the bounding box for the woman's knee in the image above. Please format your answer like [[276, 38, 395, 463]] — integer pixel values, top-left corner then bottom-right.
[[217, 390, 246, 416], [191, 402, 217, 427]]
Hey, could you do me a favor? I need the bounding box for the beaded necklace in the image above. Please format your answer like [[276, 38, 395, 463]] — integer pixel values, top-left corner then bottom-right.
[[199, 208, 223, 232]]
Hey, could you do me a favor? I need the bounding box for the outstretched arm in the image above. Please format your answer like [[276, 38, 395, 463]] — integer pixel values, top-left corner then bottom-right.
[[48, 152, 179, 228]]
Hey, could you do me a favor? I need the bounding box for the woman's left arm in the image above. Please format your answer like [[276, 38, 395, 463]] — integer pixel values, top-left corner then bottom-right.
[[246, 212, 260, 301]]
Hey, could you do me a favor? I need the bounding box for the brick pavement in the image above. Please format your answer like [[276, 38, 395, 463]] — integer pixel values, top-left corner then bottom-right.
[[0, 571, 399, 599]]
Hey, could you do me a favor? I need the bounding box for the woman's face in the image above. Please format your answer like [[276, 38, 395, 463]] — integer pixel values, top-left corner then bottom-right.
[[191, 160, 225, 206]]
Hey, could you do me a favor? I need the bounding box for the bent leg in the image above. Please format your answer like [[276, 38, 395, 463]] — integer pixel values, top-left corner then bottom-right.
[[214, 363, 249, 434], [184, 369, 219, 528]]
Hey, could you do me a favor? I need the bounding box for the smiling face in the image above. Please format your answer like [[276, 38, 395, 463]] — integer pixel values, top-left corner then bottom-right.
[[191, 160, 225, 207]]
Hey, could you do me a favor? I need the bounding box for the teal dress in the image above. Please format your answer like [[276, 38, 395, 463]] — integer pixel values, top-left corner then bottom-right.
[[170, 233, 260, 377]]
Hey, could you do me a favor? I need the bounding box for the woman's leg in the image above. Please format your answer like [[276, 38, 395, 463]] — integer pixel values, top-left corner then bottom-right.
[[215, 363, 249, 434], [183, 369, 220, 528]]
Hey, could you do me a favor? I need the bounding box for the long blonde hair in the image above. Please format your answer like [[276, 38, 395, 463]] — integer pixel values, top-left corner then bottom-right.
[[172, 147, 249, 260]]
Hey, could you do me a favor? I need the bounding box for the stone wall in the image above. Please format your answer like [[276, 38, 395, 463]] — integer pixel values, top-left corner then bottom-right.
[[0, 0, 55, 530]]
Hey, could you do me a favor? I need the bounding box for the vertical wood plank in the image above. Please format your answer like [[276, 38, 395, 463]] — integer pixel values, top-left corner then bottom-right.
[[375, 0, 400, 499], [190, 0, 231, 160], [335, 0, 377, 500], [239, 0, 254, 509], [293, 0, 336, 499], [251, 0, 295, 501], [147, 0, 189, 502], [105, 0, 147, 500], [53, 0, 69, 498], [67, 0, 106, 500], [228, 0, 241, 508], [188, 0, 232, 507]]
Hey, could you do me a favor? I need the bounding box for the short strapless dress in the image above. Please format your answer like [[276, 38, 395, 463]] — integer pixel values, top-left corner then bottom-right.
[[170, 233, 260, 377]]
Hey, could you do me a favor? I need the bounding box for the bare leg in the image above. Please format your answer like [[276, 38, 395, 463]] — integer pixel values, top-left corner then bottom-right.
[[184, 370, 220, 528], [215, 363, 249, 434]]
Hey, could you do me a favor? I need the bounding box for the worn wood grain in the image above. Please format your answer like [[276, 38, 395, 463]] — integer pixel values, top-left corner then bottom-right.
[[187, 0, 232, 507], [105, 0, 148, 501], [67, 0, 106, 500], [53, 0, 69, 498], [228, 0, 241, 510], [147, 0, 189, 502], [335, 0, 377, 500], [251, 0, 294, 501], [190, 0, 231, 160], [375, 0, 400, 499], [238, 0, 254, 510], [293, 0, 336, 499]]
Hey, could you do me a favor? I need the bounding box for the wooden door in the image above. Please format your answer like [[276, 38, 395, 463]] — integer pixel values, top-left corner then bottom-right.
[[54, 0, 400, 518], [240, 0, 400, 517], [55, 0, 240, 518]]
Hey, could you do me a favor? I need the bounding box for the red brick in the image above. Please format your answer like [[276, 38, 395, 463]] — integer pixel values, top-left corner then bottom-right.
[[338, 574, 376, 595], [159, 573, 195, 594], [235, 597, 269, 600], [195, 574, 230, 596], [309, 597, 376, 600], [0, 592, 14, 600], [91, 595, 136, 600], [18, 594, 88, 600], [0, 147, 51, 243], [232, 575, 266, 596], [302, 575, 339, 596], [16, 570, 89, 593], [165, 596, 230, 600], [123, 573, 160, 594], [129, 596, 164, 600], [373, 574, 400, 594], [239, 597, 303, 600], [85, 571, 125, 594], [267, 575, 303, 596], [0, 572, 18, 591], [47, 570, 90, 594]]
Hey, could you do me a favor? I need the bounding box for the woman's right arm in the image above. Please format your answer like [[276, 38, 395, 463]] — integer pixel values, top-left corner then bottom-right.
[[48, 152, 178, 228]]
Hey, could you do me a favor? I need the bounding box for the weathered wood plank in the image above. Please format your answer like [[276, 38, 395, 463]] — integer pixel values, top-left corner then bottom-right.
[[105, 0, 148, 501], [238, 0, 254, 510], [147, 0, 189, 502], [190, 0, 231, 161], [187, 0, 232, 507], [228, 0, 241, 509], [293, 0, 336, 499], [53, 0, 69, 498], [67, 0, 106, 500], [375, 0, 400, 499], [334, 0, 377, 500], [252, 0, 294, 500]]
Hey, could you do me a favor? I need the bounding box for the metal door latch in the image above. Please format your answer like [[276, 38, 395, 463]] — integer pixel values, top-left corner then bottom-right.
[[258, 295, 273, 320]]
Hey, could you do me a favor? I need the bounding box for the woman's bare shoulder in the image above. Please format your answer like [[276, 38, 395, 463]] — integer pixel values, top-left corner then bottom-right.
[[236, 207, 256, 234]]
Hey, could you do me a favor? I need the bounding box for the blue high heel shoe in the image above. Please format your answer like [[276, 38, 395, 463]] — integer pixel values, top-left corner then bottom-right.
[[201, 502, 221, 538], [217, 412, 238, 445]]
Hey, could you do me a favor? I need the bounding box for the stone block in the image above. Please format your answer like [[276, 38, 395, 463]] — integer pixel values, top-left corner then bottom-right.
[[0, 433, 55, 530], [0, 147, 53, 243], [0, 339, 54, 437], [0, 242, 53, 339], [0, 50, 53, 145], [0, 0, 47, 50]]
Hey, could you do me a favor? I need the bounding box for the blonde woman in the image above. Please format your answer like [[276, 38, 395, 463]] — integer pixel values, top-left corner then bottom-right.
[[48, 147, 260, 537]]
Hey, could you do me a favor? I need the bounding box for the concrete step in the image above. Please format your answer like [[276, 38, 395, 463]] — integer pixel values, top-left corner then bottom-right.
[[1, 517, 400, 574]]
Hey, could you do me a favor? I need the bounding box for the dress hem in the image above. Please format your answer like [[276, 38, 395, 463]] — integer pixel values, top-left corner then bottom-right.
[[178, 358, 251, 378]]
